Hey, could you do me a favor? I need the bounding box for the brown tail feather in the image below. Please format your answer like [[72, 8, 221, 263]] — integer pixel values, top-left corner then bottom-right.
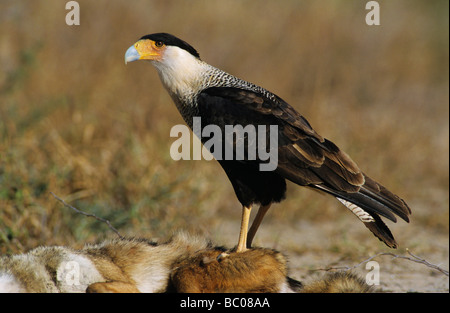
[[364, 215, 398, 248], [314, 174, 411, 248], [361, 174, 411, 222]]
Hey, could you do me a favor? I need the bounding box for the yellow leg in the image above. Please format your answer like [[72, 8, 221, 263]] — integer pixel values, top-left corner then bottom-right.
[[236, 205, 252, 252], [247, 203, 271, 248]]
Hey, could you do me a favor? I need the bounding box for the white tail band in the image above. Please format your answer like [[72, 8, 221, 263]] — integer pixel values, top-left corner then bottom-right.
[[337, 198, 375, 223]]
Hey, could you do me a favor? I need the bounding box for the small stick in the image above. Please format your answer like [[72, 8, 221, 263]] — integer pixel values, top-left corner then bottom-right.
[[313, 250, 448, 276], [405, 248, 449, 276], [50, 192, 124, 239]]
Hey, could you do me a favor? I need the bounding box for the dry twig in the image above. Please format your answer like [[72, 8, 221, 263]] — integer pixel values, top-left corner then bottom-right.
[[314, 250, 449, 276], [50, 192, 124, 239]]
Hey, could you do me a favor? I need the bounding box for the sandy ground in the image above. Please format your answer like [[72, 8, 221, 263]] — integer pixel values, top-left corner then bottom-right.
[[212, 215, 449, 293]]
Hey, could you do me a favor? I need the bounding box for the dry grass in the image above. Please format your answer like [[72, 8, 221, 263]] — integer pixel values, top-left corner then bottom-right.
[[0, 0, 448, 284]]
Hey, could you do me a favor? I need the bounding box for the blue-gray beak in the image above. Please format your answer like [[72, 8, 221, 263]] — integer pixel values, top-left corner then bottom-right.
[[125, 45, 140, 64]]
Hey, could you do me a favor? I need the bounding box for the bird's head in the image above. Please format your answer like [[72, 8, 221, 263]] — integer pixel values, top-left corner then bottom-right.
[[125, 33, 200, 64], [125, 33, 206, 95]]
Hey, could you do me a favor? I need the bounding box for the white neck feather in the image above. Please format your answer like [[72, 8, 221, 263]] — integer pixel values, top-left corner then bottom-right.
[[151, 46, 208, 97]]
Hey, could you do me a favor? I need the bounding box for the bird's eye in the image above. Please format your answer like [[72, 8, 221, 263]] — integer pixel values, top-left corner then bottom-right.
[[154, 41, 164, 48]]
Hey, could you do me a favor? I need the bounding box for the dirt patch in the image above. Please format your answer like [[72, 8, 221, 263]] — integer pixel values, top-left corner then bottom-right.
[[213, 216, 449, 293]]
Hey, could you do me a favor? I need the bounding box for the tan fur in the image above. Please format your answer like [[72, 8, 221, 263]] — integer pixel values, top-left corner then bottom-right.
[[300, 272, 375, 293], [87, 281, 141, 293], [171, 248, 288, 293], [0, 232, 372, 293]]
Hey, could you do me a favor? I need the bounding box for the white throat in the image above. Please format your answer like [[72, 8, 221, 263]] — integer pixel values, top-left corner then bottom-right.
[[151, 46, 208, 97]]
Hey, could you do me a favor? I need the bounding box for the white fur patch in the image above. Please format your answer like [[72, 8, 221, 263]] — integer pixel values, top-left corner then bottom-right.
[[132, 232, 210, 293], [56, 253, 104, 293], [278, 281, 297, 293], [337, 198, 375, 223], [134, 264, 170, 293], [0, 272, 25, 293]]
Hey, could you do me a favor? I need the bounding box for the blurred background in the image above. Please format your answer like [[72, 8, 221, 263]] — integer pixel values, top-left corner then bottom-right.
[[0, 1, 448, 291]]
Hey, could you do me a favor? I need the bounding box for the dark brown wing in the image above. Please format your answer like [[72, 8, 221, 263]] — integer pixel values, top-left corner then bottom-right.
[[197, 87, 411, 247], [198, 87, 364, 187]]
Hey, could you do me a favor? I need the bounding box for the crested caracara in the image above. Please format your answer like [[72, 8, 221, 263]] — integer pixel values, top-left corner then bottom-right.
[[125, 33, 411, 252]]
